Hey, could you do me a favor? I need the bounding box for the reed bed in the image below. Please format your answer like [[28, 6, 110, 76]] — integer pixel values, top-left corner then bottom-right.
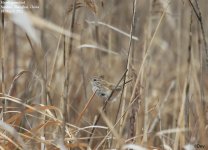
[[0, 0, 208, 149]]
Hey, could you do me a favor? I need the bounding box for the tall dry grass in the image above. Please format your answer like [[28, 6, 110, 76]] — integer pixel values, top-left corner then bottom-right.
[[0, 0, 208, 149]]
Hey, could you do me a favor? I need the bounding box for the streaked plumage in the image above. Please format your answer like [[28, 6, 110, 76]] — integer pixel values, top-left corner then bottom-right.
[[90, 76, 125, 101]]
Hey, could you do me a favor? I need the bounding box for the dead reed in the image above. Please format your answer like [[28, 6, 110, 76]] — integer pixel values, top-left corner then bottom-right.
[[0, 0, 208, 149]]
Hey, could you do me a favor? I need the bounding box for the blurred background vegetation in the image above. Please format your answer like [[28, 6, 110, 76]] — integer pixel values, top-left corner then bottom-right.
[[0, 0, 208, 149]]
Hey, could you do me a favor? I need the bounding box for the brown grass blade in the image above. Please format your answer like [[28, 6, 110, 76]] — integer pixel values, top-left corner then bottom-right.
[[76, 91, 96, 123]]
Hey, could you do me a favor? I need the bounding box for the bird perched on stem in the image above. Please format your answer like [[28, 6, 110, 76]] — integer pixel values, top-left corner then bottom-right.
[[90, 76, 132, 101]]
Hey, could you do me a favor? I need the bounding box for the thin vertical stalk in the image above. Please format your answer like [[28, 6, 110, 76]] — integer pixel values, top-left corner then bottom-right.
[[41, 0, 48, 145], [188, 0, 207, 113], [88, 70, 128, 146], [184, 11, 192, 143], [12, 24, 17, 95], [188, 0, 207, 143], [41, 0, 47, 49], [80, 33, 87, 100], [118, 0, 137, 136], [95, 24, 101, 68], [1, 0, 6, 121], [63, 0, 77, 141], [68, 0, 76, 57], [142, 0, 152, 144]]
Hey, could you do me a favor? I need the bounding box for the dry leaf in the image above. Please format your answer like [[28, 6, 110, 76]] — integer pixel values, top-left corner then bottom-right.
[[0, 120, 28, 149]]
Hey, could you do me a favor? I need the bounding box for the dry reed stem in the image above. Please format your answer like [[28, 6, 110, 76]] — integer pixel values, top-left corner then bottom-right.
[[27, 12, 80, 40], [98, 108, 122, 145], [76, 91, 96, 123], [1, 1, 6, 122], [78, 44, 120, 56], [96, 95, 139, 149], [87, 69, 128, 145], [0, 95, 62, 122], [86, 20, 139, 40], [1, 0, 208, 149], [0, 131, 23, 150], [119, 0, 137, 137], [149, 81, 175, 133]]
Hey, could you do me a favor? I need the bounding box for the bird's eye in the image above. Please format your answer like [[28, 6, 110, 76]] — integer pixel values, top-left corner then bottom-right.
[[101, 93, 105, 96], [93, 78, 97, 81]]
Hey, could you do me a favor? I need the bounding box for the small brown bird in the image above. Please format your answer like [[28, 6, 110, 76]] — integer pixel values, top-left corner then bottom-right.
[[90, 76, 131, 101]]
